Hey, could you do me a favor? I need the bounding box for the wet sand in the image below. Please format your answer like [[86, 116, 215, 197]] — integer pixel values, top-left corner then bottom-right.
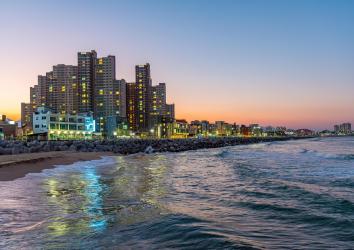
[[0, 152, 114, 181]]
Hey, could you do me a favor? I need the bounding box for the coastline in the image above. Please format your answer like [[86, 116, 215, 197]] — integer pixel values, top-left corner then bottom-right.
[[0, 137, 313, 182], [0, 151, 114, 182]]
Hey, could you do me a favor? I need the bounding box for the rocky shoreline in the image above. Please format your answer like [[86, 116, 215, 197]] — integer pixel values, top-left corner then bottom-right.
[[0, 136, 313, 156]]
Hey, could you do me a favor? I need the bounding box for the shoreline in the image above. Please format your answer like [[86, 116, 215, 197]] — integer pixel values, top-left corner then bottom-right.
[[0, 137, 313, 182], [0, 152, 114, 182]]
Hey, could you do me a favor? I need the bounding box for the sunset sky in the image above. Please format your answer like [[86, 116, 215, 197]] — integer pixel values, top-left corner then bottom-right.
[[0, 0, 353, 130]]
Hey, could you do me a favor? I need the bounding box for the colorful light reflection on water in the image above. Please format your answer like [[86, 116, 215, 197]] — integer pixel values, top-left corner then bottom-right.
[[1, 137, 354, 249]]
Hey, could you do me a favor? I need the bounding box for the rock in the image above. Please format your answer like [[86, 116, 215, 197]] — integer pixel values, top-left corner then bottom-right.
[[11, 146, 21, 155], [69, 144, 77, 151], [144, 146, 154, 154], [59, 145, 69, 151]]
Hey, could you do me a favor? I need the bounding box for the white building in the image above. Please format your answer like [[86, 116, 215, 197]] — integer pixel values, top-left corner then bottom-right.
[[33, 107, 97, 140]]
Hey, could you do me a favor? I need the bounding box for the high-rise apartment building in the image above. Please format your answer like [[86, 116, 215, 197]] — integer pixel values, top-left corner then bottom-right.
[[21, 102, 34, 130], [78, 50, 97, 113], [52, 64, 78, 114], [94, 55, 116, 133], [38, 75, 48, 107], [46, 71, 56, 112], [135, 63, 152, 132], [166, 104, 175, 120], [30, 85, 40, 107], [151, 83, 167, 116], [114, 79, 127, 118], [126, 82, 137, 131], [23, 51, 175, 138]]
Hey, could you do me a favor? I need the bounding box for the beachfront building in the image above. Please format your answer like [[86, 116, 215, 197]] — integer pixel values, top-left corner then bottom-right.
[[22, 51, 176, 139], [33, 107, 97, 140], [172, 119, 190, 138], [152, 116, 174, 139]]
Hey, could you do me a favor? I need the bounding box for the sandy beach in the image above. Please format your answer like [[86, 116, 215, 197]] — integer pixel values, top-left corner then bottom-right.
[[0, 152, 114, 181]]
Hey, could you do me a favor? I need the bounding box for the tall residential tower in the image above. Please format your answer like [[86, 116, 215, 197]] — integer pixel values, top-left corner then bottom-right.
[[78, 50, 97, 113]]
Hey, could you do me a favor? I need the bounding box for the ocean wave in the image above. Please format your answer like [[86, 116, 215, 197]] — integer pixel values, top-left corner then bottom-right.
[[300, 149, 354, 161], [215, 150, 232, 158], [26, 156, 117, 178]]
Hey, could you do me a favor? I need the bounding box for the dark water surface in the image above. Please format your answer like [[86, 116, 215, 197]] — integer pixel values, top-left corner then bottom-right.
[[1, 137, 354, 249]]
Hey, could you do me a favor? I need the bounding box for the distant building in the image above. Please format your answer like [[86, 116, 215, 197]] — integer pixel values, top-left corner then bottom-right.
[[126, 82, 137, 131], [200, 120, 210, 136], [135, 63, 152, 132], [190, 120, 202, 136], [153, 116, 174, 139], [151, 83, 167, 116], [52, 64, 78, 114], [94, 55, 116, 134], [78, 50, 97, 113], [30, 84, 40, 108], [23, 51, 175, 139], [115, 79, 127, 119], [21, 102, 34, 134], [37, 75, 48, 107], [334, 123, 352, 135], [216, 121, 231, 136], [172, 119, 189, 138], [33, 107, 96, 140], [334, 125, 340, 133], [0, 115, 17, 139], [166, 104, 175, 120], [295, 129, 314, 137], [240, 125, 251, 136]]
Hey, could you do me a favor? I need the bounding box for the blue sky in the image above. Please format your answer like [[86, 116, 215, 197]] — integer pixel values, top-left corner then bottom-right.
[[0, 0, 353, 129]]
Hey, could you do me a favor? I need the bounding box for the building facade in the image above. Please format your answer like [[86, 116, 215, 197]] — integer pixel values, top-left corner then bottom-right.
[[94, 55, 116, 134], [21, 102, 34, 134], [335, 123, 352, 134], [78, 50, 97, 113], [126, 82, 137, 131], [135, 64, 152, 132], [52, 64, 78, 114], [33, 107, 96, 140]]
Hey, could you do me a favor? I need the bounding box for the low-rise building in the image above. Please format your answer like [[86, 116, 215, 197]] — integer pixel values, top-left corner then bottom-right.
[[172, 119, 189, 138], [33, 107, 97, 140], [153, 116, 174, 139], [0, 115, 17, 139], [240, 125, 252, 137]]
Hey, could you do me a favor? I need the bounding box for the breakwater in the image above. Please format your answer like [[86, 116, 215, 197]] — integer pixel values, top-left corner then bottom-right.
[[0, 137, 312, 155]]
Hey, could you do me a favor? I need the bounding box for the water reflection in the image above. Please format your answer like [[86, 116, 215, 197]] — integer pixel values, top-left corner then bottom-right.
[[2, 138, 353, 249], [45, 168, 108, 236], [42, 154, 169, 238]]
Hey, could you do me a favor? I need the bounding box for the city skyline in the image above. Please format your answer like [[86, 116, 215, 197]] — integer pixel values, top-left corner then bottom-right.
[[1, 0, 354, 130]]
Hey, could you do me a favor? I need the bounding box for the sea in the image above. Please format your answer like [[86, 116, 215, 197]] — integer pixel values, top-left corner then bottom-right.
[[0, 136, 354, 249]]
